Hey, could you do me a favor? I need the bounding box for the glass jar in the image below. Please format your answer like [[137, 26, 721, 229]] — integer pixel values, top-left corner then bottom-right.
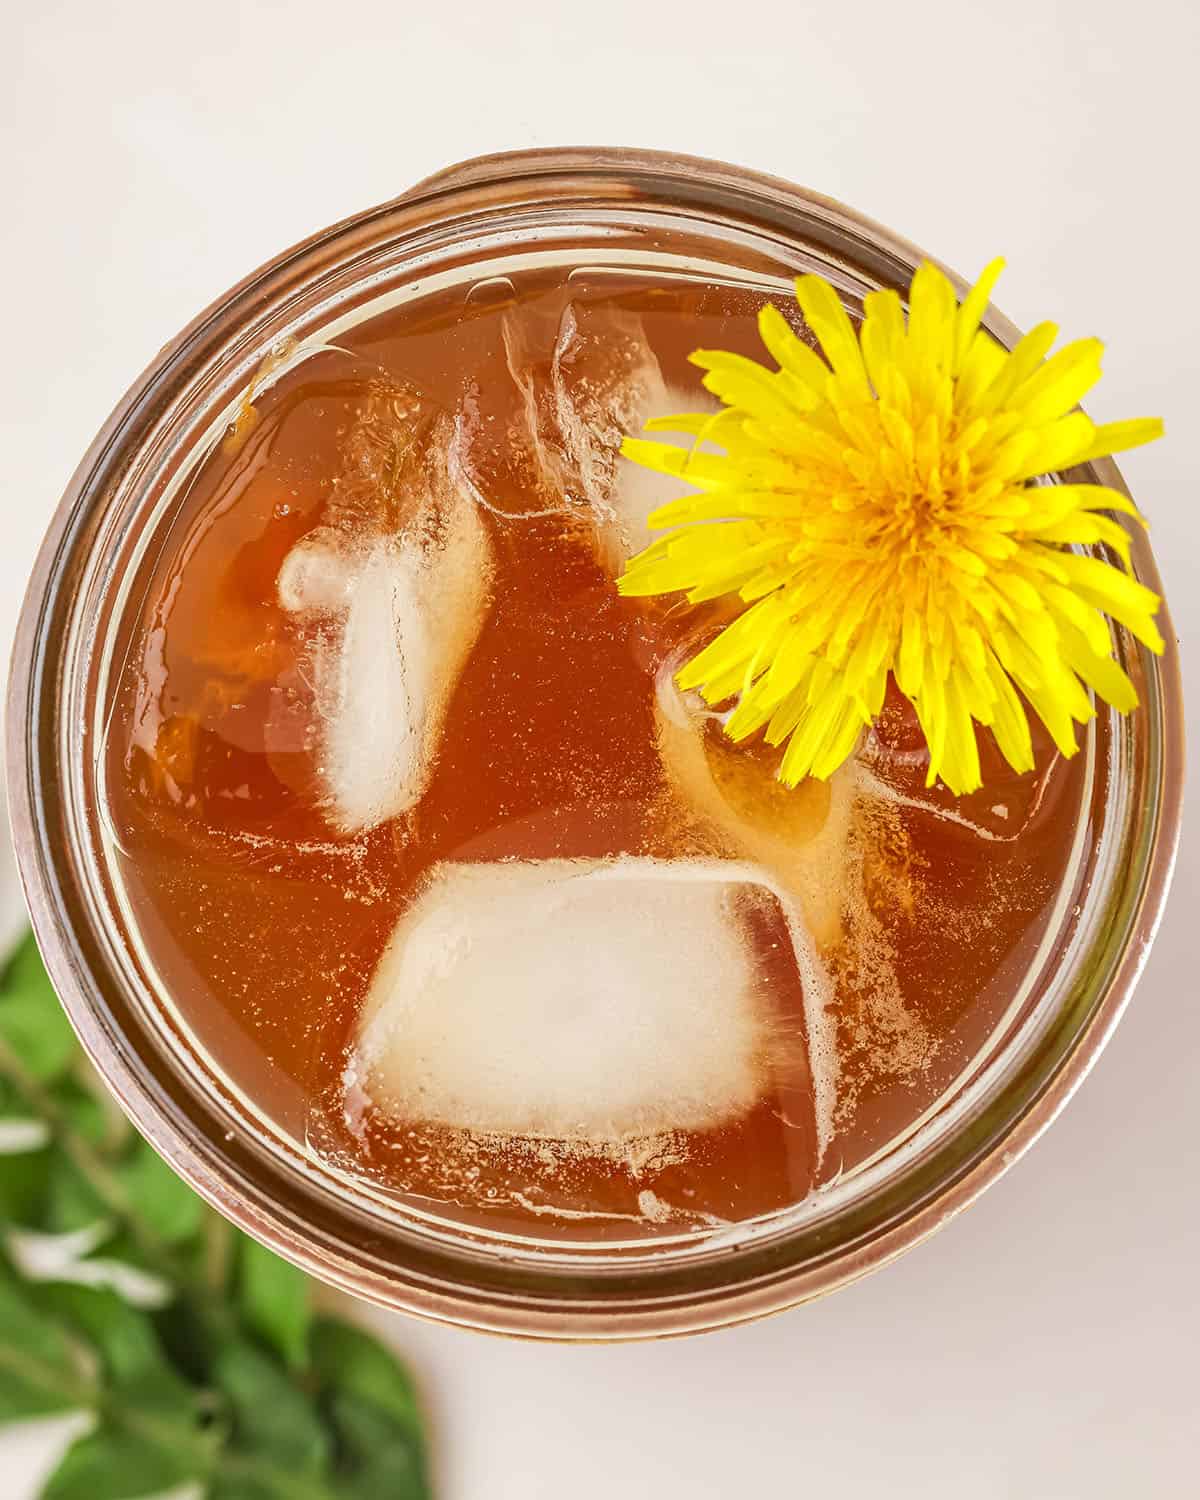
[[6, 148, 1184, 1339]]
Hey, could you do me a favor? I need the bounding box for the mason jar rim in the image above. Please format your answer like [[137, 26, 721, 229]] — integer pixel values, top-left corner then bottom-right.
[[5, 146, 1185, 1339]]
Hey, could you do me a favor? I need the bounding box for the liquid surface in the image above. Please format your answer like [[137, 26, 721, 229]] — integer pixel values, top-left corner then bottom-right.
[[103, 267, 1089, 1241]]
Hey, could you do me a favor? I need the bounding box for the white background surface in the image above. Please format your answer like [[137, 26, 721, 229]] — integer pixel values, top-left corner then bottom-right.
[[2, 1, 1197, 1495]]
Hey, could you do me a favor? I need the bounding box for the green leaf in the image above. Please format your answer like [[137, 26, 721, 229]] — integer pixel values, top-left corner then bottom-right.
[[0, 933, 76, 1082], [0, 1261, 90, 1421], [147, 1287, 213, 1389], [42, 1147, 110, 1233], [0, 1363, 83, 1423], [36, 1285, 196, 1420], [325, 1391, 430, 1500], [114, 1138, 204, 1247], [41, 1422, 203, 1500], [39, 1285, 161, 1382], [19, 1289, 210, 1497], [236, 1235, 310, 1368], [3, 931, 57, 993], [309, 1318, 422, 1435], [55, 1076, 120, 1151], [0, 1140, 51, 1225], [207, 1481, 277, 1500], [0, 1260, 84, 1371], [211, 1336, 329, 1475], [311, 1319, 428, 1499], [0, 1075, 53, 1223]]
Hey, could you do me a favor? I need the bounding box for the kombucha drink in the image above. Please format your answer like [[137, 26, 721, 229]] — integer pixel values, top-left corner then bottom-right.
[[101, 267, 1090, 1242]]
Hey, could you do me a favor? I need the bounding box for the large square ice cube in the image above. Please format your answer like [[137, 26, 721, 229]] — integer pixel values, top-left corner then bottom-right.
[[354, 857, 823, 1145]]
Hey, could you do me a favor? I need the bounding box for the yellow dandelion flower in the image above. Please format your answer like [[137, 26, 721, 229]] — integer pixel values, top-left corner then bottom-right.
[[618, 259, 1164, 795]]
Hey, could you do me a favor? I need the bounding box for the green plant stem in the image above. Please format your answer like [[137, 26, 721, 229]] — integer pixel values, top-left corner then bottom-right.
[[203, 1206, 236, 1295]]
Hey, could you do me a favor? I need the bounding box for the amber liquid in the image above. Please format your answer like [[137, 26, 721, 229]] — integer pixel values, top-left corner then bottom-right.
[[102, 267, 1091, 1242]]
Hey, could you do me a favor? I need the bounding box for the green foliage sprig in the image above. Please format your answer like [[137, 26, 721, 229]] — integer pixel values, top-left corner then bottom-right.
[[0, 932, 431, 1500]]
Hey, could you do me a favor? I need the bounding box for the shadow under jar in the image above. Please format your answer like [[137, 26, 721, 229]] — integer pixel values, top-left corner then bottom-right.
[[7, 148, 1184, 1339]]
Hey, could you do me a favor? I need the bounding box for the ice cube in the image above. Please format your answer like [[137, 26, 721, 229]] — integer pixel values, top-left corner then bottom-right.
[[354, 857, 828, 1147], [452, 297, 716, 571], [278, 410, 493, 835], [545, 301, 723, 571], [654, 681, 857, 950], [546, 301, 668, 511]]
